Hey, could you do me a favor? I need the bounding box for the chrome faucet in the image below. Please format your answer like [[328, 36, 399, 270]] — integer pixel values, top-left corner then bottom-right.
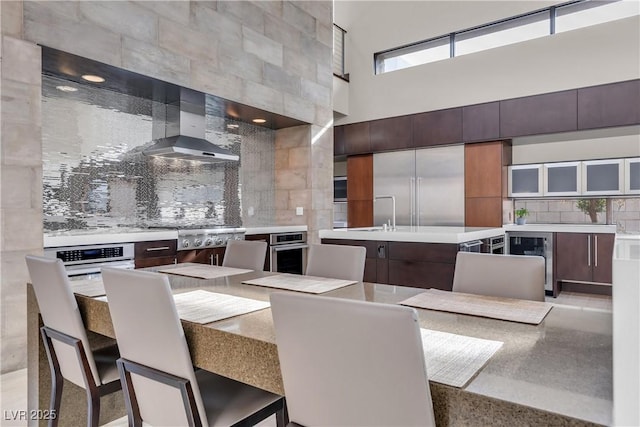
[[374, 195, 396, 231]]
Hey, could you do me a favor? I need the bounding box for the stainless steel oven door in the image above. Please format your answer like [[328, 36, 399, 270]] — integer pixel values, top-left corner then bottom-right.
[[270, 243, 308, 275], [65, 259, 135, 279]]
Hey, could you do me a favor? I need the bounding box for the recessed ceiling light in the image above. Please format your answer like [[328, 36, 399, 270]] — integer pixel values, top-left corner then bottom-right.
[[81, 74, 105, 83], [227, 124, 240, 129], [56, 85, 78, 92], [252, 118, 267, 124]]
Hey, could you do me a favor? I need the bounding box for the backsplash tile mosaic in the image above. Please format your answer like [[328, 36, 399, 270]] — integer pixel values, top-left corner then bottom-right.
[[42, 75, 275, 232]]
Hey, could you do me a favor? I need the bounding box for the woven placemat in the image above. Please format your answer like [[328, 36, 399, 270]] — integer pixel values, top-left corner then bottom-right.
[[158, 265, 253, 280], [69, 278, 106, 297], [172, 290, 269, 324], [242, 273, 356, 294], [401, 289, 553, 325], [421, 328, 503, 387]]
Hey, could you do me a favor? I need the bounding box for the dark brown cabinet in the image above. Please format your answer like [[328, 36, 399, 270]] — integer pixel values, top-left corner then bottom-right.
[[578, 80, 640, 130], [176, 247, 225, 266], [555, 232, 614, 288], [334, 125, 346, 156], [134, 239, 177, 268], [321, 238, 387, 284], [344, 122, 371, 155], [462, 102, 500, 142], [500, 90, 578, 138], [369, 115, 412, 152], [387, 242, 458, 290], [411, 108, 463, 147]]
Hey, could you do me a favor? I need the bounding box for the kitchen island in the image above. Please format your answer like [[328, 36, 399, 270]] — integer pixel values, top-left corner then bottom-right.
[[27, 269, 611, 426], [319, 226, 505, 289]]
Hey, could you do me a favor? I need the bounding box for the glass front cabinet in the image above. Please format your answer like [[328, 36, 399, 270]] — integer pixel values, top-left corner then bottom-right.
[[582, 159, 624, 195], [543, 161, 581, 196], [508, 164, 543, 197], [624, 158, 640, 194]]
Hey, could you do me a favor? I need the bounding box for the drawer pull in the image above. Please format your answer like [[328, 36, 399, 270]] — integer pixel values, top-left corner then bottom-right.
[[146, 246, 170, 252]]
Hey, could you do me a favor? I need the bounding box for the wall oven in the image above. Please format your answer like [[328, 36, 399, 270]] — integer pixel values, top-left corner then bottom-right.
[[44, 243, 135, 279], [269, 232, 308, 274], [506, 232, 554, 294]]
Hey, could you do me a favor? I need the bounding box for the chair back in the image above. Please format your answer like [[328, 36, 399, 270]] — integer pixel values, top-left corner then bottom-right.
[[305, 243, 366, 281], [452, 252, 545, 301], [222, 239, 267, 271], [25, 255, 101, 388], [101, 268, 207, 426], [270, 292, 435, 427]]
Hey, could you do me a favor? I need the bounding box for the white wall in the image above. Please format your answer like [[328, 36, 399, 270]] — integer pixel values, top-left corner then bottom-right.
[[334, 1, 640, 125]]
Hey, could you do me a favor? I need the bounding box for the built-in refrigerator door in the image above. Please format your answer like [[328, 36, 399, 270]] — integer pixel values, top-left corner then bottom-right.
[[415, 145, 465, 226], [373, 150, 416, 226]]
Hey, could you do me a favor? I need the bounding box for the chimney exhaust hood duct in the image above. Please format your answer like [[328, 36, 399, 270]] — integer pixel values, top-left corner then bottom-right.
[[143, 88, 239, 163]]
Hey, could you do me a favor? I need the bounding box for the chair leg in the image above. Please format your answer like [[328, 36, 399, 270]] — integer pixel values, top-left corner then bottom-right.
[[48, 371, 63, 427], [87, 389, 100, 427], [275, 401, 288, 427]]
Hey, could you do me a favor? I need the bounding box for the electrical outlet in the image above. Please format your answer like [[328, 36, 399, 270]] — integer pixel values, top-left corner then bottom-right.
[[296, 207, 304, 216], [248, 207, 254, 217]]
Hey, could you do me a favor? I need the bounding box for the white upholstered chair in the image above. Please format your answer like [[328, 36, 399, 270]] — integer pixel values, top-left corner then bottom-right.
[[101, 267, 285, 427], [25, 255, 121, 427], [270, 292, 436, 427], [452, 252, 546, 301], [304, 243, 366, 281], [222, 239, 268, 271]]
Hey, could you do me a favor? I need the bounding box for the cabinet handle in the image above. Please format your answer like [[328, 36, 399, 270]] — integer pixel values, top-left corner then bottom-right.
[[214, 253, 220, 265], [146, 246, 170, 252], [209, 254, 214, 265], [377, 244, 386, 259], [587, 235, 591, 267], [594, 235, 598, 267]]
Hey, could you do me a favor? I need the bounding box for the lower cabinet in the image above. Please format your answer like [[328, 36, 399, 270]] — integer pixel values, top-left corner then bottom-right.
[[387, 242, 458, 291], [321, 238, 458, 290], [134, 239, 177, 268], [555, 232, 614, 292], [176, 247, 225, 266]]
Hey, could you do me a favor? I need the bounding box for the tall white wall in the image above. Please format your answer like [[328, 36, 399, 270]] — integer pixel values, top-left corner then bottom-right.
[[334, 1, 640, 125]]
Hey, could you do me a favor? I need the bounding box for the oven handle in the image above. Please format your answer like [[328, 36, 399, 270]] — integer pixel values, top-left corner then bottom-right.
[[272, 243, 309, 252]]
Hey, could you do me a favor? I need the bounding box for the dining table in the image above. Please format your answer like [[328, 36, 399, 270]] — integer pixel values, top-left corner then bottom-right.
[[26, 265, 612, 426]]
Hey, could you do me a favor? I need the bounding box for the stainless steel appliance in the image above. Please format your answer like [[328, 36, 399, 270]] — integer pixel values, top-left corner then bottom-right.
[[44, 243, 135, 278], [486, 235, 505, 254], [175, 227, 245, 265], [506, 231, 554, 293], [373, 146, 465, 227], [334, 176, 347, 202], [269, 231, 308, 274], [459, 240, 482, 252]]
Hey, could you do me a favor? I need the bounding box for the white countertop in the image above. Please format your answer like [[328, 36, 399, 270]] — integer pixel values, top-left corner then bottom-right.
[[244, 225, 307, 235], [503, 224, 617, 234], [44, 229, 178, 248], [319, 226, 505, 244]]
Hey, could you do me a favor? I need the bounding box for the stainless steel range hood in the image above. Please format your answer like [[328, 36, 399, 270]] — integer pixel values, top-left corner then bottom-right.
[[144, 88, 239, 163]]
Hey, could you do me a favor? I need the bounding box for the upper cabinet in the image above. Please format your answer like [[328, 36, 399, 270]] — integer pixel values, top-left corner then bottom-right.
[[411, 108, 463, 147], [344, 122, 371, 155], [578, 80, 640, 130], [500, 90, 577, 138], [582, 159, 624, 195], [508, 164, 543, 197], [544, 162, 581, 197], [510, 157, 637, 197], [370, 116, 412, 152], [624, 158, 640, 195]]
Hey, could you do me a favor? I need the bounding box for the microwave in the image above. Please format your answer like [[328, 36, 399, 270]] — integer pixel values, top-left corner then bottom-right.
[[334, 177, 347, 201]]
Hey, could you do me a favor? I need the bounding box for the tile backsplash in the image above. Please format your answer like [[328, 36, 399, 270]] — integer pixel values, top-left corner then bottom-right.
[[42, 75, 275, 232]]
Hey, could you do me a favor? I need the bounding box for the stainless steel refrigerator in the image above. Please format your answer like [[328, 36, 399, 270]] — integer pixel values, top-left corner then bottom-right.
[[373, 145, 465, 227]]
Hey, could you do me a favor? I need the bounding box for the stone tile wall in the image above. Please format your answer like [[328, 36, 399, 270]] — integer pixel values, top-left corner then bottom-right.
[[0, 0, 333, 372]]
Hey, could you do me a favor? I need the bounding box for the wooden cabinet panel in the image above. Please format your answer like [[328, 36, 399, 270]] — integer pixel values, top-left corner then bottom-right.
[[347, 155, 373, 201], [370, 115, 412, 152], [462, 102, 500, 142], [388, 260, 455, 291], [500, 90, 577, 137], [134, 239, 177, 269], [578, 80, 640, 130], [411, 108, 463, 148], [465, 142, 503, 198], [344, 122, 370, 155], [592, 233, 614, 284], [556, 232, 592, 282], [177, 247, 225, 266], [388, 241, 458, 264], [347, 200, 373, 228], [334, 125, 346, 156], [465, 197, 503, 227]]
